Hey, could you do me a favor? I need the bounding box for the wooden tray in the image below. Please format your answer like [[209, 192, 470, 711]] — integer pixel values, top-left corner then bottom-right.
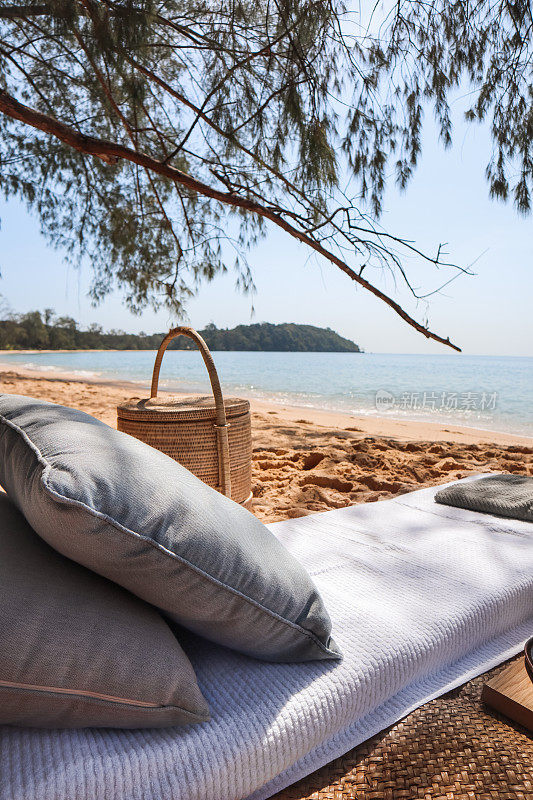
[[482, 656, 533, 732]]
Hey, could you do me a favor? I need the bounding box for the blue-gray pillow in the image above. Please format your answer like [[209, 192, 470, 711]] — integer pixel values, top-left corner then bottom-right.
[[0, 394, 340, 662], [0, 491, 209, 728]]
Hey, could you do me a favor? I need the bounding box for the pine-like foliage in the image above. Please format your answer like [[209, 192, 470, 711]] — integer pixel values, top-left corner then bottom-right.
[[0, 1, 531, 347]]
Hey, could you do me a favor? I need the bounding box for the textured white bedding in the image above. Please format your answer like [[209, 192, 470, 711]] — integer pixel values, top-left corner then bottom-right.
[[1, 478, 532, 800]]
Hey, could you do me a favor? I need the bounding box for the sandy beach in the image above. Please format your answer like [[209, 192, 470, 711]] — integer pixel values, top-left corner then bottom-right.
[[1, 366, 531, 523]]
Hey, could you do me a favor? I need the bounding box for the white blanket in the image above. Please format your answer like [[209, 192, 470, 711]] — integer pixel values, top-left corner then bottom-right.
[[1, 479, 532, 800]]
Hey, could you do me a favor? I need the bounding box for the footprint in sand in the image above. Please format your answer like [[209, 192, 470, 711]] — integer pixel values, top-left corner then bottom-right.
[[299, 474, 353, 492], [358, 475, 401, 492], [302, 452, 326, 470]]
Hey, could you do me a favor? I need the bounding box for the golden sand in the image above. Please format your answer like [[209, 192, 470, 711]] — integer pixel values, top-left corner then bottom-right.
[[1, 368, 531, 523]]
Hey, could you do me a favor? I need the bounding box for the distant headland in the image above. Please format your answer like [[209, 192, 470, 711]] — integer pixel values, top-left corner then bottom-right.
[[172, 323, 361, 352], [0, 313, 361, 353]]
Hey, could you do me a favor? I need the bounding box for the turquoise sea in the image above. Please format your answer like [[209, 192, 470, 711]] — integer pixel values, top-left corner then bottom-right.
[[0, 350, 531, 437]]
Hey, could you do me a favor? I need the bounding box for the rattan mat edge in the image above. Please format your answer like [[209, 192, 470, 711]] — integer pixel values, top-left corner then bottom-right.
[[273, 655, 533, 800]]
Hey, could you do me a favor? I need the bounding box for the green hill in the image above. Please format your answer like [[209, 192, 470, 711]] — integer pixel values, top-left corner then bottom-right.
[[0, 313, 361, 353], [173, 323, 361, 352]]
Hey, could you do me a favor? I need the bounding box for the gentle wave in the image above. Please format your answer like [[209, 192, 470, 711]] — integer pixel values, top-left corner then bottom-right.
[[0, 350, 531, 437], [1, 360, 102, 380]]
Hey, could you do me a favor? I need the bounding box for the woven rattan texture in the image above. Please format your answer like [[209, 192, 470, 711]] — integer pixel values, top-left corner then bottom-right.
[[117, 401, 252, 504], [117, 395, 250, 421], [273, 656, 533, 800], [117, 327, 252, 504]]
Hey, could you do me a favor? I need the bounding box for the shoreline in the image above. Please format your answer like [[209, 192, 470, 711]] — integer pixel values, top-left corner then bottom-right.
[[0, 363, 531, 447], [1, 353, 531, 442], [1, 367, 531, 522]]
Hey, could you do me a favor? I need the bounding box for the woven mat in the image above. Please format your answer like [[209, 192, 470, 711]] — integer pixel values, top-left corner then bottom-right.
[[273, 656, 533, 800]]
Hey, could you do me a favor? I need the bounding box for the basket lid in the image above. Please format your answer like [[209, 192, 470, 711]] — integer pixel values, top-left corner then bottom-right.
[[117, 394, 250, 422]]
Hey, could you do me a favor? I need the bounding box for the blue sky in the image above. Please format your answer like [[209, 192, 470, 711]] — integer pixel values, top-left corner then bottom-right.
[[1, 100, 532, 356]]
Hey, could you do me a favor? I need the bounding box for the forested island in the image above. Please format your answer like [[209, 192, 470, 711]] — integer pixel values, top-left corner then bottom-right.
[[0, 313, 361, 353]]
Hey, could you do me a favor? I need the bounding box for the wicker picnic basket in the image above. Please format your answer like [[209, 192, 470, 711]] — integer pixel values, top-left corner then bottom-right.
[[117, 326, 252, 507]]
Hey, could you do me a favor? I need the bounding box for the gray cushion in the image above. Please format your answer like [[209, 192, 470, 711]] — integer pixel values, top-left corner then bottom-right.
[[0, 492, 209, 728], [0, 395, 340, 662], [435, 473, 533, 521]]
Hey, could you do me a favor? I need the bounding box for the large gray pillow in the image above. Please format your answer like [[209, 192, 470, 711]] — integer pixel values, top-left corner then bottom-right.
[[0, 394, 340, 662], [0, 492, 209, 728]]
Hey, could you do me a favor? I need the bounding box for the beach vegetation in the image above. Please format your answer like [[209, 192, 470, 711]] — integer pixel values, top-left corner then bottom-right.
[[0, 310, 361, 352], [1, 2, 531, 351]]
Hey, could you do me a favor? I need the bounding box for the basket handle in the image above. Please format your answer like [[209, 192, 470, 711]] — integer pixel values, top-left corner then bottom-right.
[[151, 326, 232, 498]]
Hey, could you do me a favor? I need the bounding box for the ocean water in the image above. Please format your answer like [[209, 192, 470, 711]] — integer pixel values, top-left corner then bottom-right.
[[0, 350, 531, 437]]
